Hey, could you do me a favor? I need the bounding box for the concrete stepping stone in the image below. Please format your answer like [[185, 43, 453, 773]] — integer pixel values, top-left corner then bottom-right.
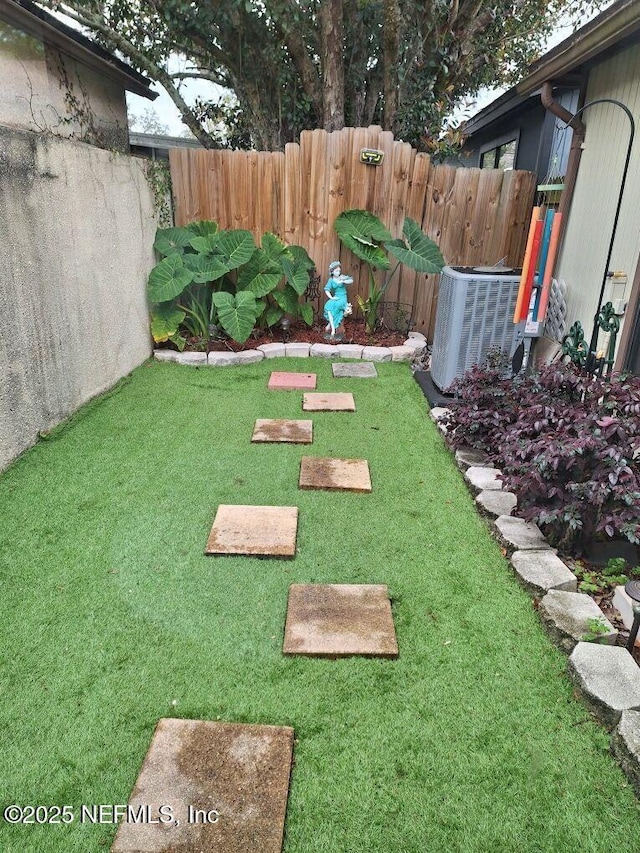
[[538, 590, 617, 652], [252, 419, 313, 444], [568, 643, 640, 728], [299, 457, 371, 492], [611, 710, 640, 795], [268, 371, 316, 390], [205, 505, 298, 557], [510, 550, 577, 595], [302, 392, 355, 412], [464, 465, 503, 492], [332, 362, 377, 378], [283, 584, 398, 657], [476, 490, 516, 518], [495, 515, 551, 551], [111, 718, 294, 853]]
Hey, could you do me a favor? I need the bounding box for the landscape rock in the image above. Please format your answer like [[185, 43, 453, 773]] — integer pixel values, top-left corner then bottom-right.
[[408, 331, 427, 343], [510, 550, 577, 596], [611, 710, 640, 795], [257, 343, 286, 358], [389, 345, 415, 362], [361, 346, 392, 362], [538, 590, 617, 652], [207, 351, 240, 366], [309, 343, 336, 358], [335, 344, 364, 359], [464, 466, 503, 492], [403, 338, 426, 353], [476, 490, 517, 518], [176, 351, 207, 365], [235, 349, 264, 364], [568, 643, 640, 728], [495, 515, 550, 551], [285, 342, 311, 357], [455, 447, 494, 469], [153, 350, 177, 362], [429, 407, 451, 423]]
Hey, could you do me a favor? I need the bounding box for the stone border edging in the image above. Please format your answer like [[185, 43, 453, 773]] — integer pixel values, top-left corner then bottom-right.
[[429, 404, 640, 793], [154, 332, 427, 366]]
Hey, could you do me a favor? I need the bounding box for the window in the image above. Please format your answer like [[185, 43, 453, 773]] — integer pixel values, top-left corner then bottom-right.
[[479, 138, 517, 170]]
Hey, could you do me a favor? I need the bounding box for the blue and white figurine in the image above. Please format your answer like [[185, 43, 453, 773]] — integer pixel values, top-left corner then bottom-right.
[[323, 261, 353, 341]]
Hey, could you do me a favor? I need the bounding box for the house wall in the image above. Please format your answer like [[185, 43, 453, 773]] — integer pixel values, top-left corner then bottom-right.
[[0, 18, 129, 151], [555, 43, 640, 359], [0, 125, 156, 472]]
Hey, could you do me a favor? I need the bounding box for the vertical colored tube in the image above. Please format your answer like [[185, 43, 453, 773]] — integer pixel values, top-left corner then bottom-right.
[[537, 212, 563, 322], [513, 207, 541, 323], [517, 218, 544, 323], [532, 209, 555, 321]]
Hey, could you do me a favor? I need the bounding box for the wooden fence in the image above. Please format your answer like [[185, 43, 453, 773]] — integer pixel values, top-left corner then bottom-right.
[[169, 126, 536, 339]]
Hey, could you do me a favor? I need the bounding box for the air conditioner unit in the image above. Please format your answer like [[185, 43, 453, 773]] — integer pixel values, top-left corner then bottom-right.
[[430, 265, 525, 391]]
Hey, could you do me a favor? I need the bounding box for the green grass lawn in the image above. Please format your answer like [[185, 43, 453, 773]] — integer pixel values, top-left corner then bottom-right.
[[0, 357, 638, 852]]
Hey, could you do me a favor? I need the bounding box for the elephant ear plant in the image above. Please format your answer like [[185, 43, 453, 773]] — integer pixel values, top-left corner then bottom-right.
[[334, 210, 445, 333], [148, 222, 315, 347]]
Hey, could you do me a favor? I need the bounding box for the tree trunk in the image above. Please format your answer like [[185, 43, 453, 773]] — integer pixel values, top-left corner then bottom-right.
[[383, 0, 401, 132], [319, 0, 345, 131]]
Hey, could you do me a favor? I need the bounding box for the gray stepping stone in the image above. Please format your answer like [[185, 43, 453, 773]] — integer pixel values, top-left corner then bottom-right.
[[111, 718, 294, 853], [538, 590, 617, 652], [283, 584, 398, 657], [252, 419, 313, 444], [455, 447, 494, 469], [611, 710, 640, 795], [476, 490, 516, 518], [302, 392, 355, 412], [299, 457, 371, 492], [495, 515, 550, 551], [568, 643, 640, 728], [510, 550, 577, 595], [268, 371, 316, 390], [205, 505, 298, 557], [464, 465, 503, 492], [332, 362, 377, 378]]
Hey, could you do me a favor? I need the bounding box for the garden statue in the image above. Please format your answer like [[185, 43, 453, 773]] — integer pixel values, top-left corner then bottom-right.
[[323, 261, 353, 341]]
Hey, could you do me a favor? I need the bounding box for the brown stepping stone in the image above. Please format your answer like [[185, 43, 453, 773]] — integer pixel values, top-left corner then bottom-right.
[[283, 584, 398, 657], [268, 371, 316, 390], [111, 718, 294, 853], [299, 457, 371, 492], [252, 419, 313, 444], [302, 392, 356, 412], [205, 505, 298, 557]]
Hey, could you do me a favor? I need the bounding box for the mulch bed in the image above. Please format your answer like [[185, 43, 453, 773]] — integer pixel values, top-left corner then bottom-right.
[[178, 320, 409, 353]]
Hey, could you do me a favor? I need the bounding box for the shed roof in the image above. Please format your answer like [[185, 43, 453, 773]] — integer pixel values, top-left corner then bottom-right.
[[0, 0, 156, 99]]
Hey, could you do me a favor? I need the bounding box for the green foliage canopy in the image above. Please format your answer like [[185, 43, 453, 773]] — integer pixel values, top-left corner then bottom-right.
[[38, 0, 604, 150]]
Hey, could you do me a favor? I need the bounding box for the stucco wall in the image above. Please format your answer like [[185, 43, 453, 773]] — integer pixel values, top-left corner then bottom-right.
[[0, 18, 128, 150], [0, 125, 156, 472]]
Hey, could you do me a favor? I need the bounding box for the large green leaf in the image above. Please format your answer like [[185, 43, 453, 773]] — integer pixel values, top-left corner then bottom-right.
[[334, 210, 392, 269], [183, 252, 228, 283], [150, 303, 186, 343], [282, 256, 310, 295], [265, 304, 285, 327], [261, 232, 288, 263], [237, 249, 282, 296], [385, 217, 445, 273], [212, 290, 259, 344], [273, 285, 300, 315], [153, 227, 194, 257], [189, 234, 220, 255], [299, 302, 313, 326], [288, 244, 315, 270], [148, 254, 194, 302], [215, 230, 256, 270], [186, 220, 219, 238]]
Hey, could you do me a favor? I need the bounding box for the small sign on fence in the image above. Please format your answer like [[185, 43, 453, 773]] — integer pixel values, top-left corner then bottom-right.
[[360, 148, 384, 166]]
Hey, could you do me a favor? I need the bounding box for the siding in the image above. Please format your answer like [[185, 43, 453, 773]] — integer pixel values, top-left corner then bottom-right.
[[556, 44, 640, 352]]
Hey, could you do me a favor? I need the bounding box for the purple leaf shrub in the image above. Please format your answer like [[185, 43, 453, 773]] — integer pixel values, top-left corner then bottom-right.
[[443, 359, 640, 554]]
